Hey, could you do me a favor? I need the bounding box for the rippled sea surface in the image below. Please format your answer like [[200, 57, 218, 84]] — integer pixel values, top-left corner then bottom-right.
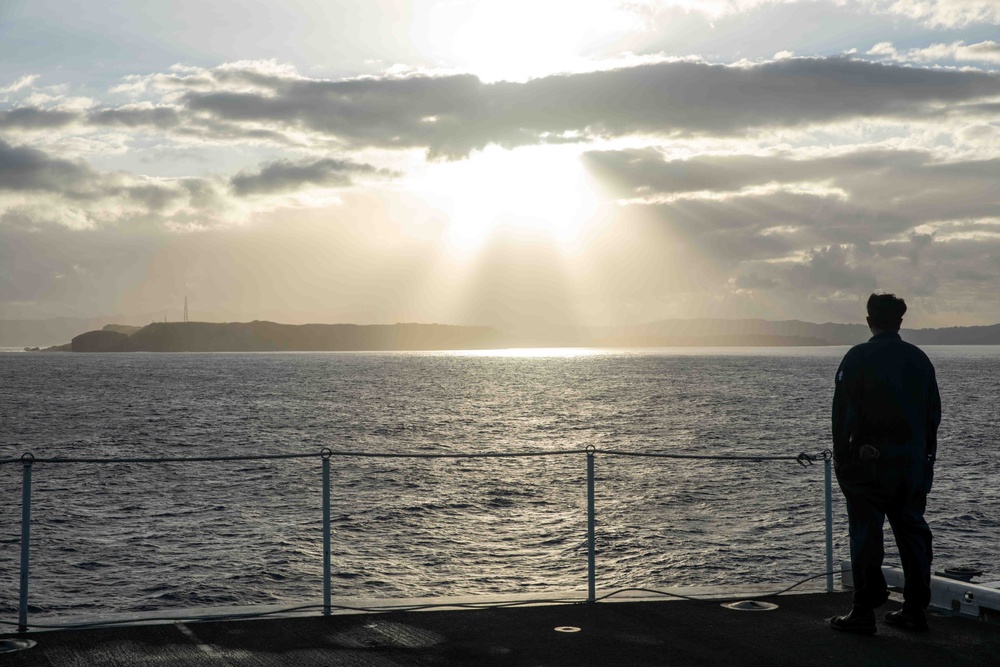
[[1, 347, 998, 621]]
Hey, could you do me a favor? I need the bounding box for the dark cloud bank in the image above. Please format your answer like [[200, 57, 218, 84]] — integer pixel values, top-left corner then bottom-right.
[[183, 58, 1000, 155], [5, 58, 1000, 156]]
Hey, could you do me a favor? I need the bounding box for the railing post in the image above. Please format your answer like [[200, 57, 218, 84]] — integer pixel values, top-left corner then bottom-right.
[[18, 453, 34, 633], [824, 454, 834, 593], [586, 447, 596, 603], [321, 449, 332, 616]]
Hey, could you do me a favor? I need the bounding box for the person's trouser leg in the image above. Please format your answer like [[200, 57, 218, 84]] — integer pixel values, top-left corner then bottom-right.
[[843, 485, 890, 609], [887, 485, 933, 609]]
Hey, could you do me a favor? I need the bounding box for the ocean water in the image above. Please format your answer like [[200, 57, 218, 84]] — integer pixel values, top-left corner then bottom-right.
[[1, 347, 998, 621]]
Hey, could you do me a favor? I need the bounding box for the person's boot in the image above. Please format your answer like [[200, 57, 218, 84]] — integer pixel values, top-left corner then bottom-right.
[[884, 605, 929, 632], [830, 606, 877, 634]]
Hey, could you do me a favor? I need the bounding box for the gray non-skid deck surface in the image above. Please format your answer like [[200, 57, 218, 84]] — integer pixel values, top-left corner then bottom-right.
[[6, 593, 1000, 666]]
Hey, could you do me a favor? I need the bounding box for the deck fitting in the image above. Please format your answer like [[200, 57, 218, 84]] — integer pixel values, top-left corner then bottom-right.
[[0, 638, 37, 654], [721, 600, 778, 611]]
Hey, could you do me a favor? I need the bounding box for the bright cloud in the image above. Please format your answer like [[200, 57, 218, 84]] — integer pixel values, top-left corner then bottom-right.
[[864, 0, 1000, 28], [0, 75, 40, 94], [868, 39, 1000, 63]]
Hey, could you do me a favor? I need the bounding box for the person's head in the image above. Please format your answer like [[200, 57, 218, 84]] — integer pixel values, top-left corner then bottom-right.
[[866, 293, 907, 333]]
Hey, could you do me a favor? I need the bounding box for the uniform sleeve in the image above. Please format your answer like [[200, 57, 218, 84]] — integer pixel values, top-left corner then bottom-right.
[[832, 349, 863, 465], [926, 367, 941, 461]]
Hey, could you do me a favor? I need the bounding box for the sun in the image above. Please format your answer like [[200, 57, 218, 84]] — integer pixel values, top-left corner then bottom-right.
[[429, 1, 643, 83], [408, 145, 602, 251]]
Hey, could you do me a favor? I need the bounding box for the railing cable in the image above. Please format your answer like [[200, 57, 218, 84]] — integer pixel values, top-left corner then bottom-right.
[[0, 448, 826, 465]]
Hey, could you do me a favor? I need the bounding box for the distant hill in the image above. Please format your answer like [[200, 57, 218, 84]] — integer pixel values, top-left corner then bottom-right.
[[593, 331, 830, 347], [905, 324, 1000, 345], [594, 318, 866, 346], [70, 321, 503, 352], [594, 318, 1000, 347], [23, 317, 1000, 352]]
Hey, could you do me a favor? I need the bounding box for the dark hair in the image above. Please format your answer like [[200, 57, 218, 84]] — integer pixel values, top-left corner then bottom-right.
[[867, 293, 907, 330]]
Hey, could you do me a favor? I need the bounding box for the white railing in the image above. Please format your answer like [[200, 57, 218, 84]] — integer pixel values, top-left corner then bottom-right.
[[2, 446, 833, 633]]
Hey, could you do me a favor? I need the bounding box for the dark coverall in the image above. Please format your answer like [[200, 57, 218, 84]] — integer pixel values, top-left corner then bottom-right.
[[832, 331, 941, 610]]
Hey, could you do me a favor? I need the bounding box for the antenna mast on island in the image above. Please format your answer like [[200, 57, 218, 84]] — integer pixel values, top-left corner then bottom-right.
[[183, 296, 189, 323]]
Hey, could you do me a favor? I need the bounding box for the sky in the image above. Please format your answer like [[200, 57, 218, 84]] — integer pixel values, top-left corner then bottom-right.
[[2, 0, 1000, 331]]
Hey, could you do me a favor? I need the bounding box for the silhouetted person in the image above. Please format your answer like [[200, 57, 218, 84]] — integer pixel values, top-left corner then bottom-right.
[[829, 293, 941, 635]]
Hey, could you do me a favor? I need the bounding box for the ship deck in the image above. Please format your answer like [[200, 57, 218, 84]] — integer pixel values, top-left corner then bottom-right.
[[5, 590, 1000, 666]]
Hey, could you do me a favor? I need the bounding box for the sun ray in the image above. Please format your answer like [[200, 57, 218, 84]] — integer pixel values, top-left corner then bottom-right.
[[406, 145, 603, 254]]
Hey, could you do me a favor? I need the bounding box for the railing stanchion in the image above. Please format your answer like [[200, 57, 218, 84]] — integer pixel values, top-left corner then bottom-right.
[[18, 453, 34, 633], [322, 449, 332, 616], [824, 454, 834, 593], [586, 447, 596, 603]]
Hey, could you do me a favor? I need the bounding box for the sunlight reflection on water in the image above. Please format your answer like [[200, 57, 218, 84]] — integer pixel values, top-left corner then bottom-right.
[[437, 347, 609, 358]]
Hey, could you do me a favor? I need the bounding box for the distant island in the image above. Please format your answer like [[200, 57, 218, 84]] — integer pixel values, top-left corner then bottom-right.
[[65, 321, 503, 352], [8, 317, 1000, 352]]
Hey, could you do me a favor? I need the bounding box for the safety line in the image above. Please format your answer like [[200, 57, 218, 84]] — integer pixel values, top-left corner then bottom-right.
[[596, 449, 813, 461], [0, 448, 825, 466], [0, 452, 319, 465]]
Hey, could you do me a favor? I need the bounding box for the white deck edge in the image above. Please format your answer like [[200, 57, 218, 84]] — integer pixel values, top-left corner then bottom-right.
[[840, 561, 1000, 620]]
